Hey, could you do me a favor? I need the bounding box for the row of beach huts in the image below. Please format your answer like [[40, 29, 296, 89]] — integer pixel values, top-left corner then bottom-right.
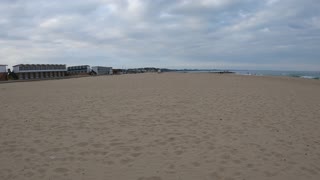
[[0, 64, 161, 81]]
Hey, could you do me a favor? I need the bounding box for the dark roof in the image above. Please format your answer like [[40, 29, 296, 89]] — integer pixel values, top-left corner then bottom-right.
[[92, 66, 112, 68], [67, 65, 90, 67], [13, 64, 66, 67]]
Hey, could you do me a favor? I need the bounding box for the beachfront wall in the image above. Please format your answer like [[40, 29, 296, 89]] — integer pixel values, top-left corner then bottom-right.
[[91, 66, 113, 75], [67, 65, 91, 75], [13, 64, 67, 80]]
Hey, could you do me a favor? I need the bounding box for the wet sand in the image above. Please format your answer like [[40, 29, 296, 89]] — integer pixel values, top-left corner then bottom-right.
[[1, 73, 320, 180]]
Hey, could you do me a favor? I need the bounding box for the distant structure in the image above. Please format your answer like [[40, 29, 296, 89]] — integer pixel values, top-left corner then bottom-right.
[[13, 64, 67, 80], [0, 64, 8, 81], [67, 65, 91, 75], [125, 67, 160, 74], [127, 69, 143, 74], [91, 66, 112, 75], [113, 69, 126, 75], [144, 67, 159, 72], [1, 63, 163, 82]]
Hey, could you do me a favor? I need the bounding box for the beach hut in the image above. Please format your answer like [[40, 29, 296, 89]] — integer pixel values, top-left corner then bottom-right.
[[13, 64, 67, 80]]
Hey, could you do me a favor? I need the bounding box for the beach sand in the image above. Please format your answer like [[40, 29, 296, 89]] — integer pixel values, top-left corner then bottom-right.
[[1, 73, 320, 180]]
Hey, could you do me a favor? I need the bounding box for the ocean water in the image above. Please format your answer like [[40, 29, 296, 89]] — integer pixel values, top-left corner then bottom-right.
[[176, 70, 320, 80], [232, 70, 320, 80]]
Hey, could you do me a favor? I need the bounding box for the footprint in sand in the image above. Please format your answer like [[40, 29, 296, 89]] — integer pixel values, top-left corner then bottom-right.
[[174, 150, 184, 155], [133, 146, 143, 151], [191, 162, 201, 167], [33, 140, 41, 144], [246, 163, 254, 168], [300, 166, 318, 175], [92, 143, 104, 148], [131, 153, 141, 157], [54, 167, 69, 174], [120, 157, 134, 165], [76, 142, 89, 147], [232, 159, 242, 164], [24, 171, 34, 178], [27, 148, 37, 154], [137, 176, 162, 180], [37, 168, 47, 174], [209, 172, 222, 179], [220, 154, 231, 160]]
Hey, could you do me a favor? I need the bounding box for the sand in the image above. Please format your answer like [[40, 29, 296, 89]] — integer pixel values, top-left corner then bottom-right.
[[0, 73, 320, 180]]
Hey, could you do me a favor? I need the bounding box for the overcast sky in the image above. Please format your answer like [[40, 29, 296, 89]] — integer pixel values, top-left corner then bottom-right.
[[0, 0, 320, 70]]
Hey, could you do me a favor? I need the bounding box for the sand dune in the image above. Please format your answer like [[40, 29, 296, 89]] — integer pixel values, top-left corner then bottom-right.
[[1, 73, 320, 180]]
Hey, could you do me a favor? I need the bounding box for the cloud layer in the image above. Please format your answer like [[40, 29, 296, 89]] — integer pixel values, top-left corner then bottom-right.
[[1, 0, 320, 70]]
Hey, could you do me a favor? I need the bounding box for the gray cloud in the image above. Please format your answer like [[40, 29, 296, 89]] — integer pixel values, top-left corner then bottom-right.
[[0, 0, 320, 70]]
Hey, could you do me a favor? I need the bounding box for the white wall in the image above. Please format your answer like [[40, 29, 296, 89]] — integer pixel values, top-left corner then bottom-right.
[[0, 66, 7, 72], [12, 65, 66, 73], [92, 66, 98, 74], [92, 66, 112, 75], [13, 66, 20, 73]]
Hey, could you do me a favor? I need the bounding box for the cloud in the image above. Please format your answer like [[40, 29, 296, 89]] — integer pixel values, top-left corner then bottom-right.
[[0, 0, 320, 70]]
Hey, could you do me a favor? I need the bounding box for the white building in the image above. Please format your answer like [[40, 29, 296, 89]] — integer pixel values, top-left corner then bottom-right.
[[91, 66, 112, 75], [0, 64, 7, 73], [13, 64, 67, 80], [67, 65, 91, 75], [0, 65, 7, 81]]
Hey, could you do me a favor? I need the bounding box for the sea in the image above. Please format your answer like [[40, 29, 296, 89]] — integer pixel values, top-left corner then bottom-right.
[[232, 70, 320, 80], [176, 70, 320, 80]]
